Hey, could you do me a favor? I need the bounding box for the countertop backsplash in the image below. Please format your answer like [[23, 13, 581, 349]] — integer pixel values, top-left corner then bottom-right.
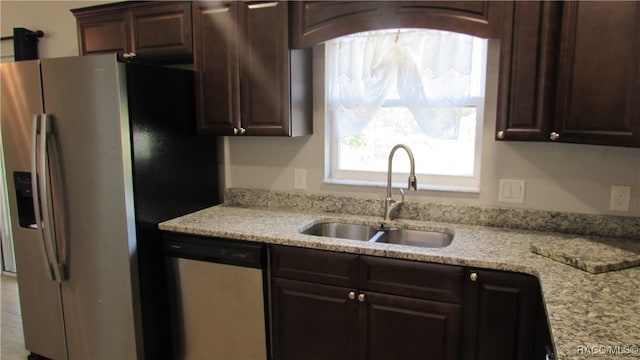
[[224, 188, 640, 240]]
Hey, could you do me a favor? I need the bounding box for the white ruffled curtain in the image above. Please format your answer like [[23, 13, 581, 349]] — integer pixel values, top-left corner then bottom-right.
[[327, 29, 474, 139]]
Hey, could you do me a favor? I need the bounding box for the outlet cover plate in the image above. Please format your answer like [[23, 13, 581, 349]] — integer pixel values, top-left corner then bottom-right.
[[610, 185, 631, 211]]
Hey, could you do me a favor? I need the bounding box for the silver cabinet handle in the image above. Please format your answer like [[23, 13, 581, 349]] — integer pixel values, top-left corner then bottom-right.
[[358, 293, 366, 302], [348, 291, 356, 300], [470, 272, 478, 282], [496, 130, 505, 139], [122, 52, 137, 60], [550, 132, 560, 141], [238, 127, 246, 135]]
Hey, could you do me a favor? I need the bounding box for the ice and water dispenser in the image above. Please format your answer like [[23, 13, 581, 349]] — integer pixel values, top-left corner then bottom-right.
[[13, 171, 36, 229]]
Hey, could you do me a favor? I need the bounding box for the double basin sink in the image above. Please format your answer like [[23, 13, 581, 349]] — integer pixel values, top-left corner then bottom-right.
[[301, 222, 453, 248]]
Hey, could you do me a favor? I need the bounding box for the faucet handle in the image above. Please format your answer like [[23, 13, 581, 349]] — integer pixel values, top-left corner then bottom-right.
[[399, 188, 405, 203]]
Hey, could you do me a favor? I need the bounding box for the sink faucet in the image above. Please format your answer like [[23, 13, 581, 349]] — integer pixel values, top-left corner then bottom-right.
[[384, 144, 418, 221]]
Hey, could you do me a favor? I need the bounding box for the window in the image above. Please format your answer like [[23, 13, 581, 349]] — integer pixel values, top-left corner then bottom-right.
[[325, 29, 487, 191]]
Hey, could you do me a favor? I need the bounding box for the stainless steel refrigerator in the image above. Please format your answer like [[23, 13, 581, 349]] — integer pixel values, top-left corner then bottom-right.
[[0, 54, 219, 359]]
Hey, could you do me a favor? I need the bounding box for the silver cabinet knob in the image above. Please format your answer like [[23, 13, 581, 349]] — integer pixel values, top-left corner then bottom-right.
[[348, 291, 356, 300], [550, 132, 560, 141], [357, 293, 366, 302], [122, 52, 136, 59], [238, 127, 246, 135], [470, 272, 478, 282], [233, 127, 238, 135], [496, 130, 505, 139]]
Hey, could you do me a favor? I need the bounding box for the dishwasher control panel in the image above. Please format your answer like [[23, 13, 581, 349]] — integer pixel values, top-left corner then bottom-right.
[[163, 233, 265, 269]]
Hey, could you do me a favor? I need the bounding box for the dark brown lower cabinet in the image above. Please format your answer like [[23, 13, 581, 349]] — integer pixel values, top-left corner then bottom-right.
[[271, 277, 461, 360], [363, 292, 461, 360], [271, 278, 358, 360], [270, 245, 552, 360], [462, 269, 549, 360]]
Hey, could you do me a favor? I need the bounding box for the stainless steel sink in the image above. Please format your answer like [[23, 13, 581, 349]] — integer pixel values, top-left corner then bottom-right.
[[375, 229, 453, 248], [301, 222, 379, 241], [301, 222, 453, 248]]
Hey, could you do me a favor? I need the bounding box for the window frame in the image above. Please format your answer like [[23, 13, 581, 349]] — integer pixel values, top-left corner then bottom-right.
[[323, 30, 488, 193]]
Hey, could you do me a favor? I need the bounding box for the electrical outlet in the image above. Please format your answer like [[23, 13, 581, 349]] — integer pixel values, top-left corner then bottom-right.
[[610, 185, 631, 211], [294, 168, 307, 190], [498, 179, 526, 204]]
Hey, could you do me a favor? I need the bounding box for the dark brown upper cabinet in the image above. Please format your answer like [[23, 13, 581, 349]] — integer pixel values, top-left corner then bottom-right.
[[193, 1, 312, 136], [72, 1, 193, 63], [495, 1, 561, 142], [497, 1, 640, 147], [290, 1, 505, 48], [554, 1, 640, 147]]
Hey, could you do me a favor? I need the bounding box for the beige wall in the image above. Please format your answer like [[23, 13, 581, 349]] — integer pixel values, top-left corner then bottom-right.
[[1, 1, 111, 60], [3, 1, 638, 217]]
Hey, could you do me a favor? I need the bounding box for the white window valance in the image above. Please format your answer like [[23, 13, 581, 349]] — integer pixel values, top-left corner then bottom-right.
[[326, 29, 480, 139]]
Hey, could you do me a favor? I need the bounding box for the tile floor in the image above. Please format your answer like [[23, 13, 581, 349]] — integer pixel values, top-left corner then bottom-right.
[[1, 274, 29, 359]]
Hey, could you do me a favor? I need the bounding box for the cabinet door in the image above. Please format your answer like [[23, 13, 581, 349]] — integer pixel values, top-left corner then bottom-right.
[[271, 278, 359, 360], [462, 270, 539, 360], [554, 1, 640, 147], [495, 1, 561, 141], [362, 292, 462, 360], [192, 1, 240, 135], [130, 2, 193, 62], [291, 1, 502, 48], [76, 10, 130, 57], [239, 1, 293, 136]]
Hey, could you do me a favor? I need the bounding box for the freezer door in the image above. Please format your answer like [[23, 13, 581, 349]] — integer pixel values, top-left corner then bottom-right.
[[0, 61, 67, 360], [39, 55, 142, 359]]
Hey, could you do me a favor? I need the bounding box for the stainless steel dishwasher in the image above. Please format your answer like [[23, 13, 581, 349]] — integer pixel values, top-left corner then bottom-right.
[[163, 233, 268, 360]]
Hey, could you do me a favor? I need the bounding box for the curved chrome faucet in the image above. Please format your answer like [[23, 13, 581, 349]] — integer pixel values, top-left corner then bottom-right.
[[384, 144, 418, 221]]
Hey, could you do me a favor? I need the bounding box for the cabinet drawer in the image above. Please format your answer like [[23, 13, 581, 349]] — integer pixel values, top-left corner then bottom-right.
[[270, 245, 359, 287], [360, 256, 464, 303]]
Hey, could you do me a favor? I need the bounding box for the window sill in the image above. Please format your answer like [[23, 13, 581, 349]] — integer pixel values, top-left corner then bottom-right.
[[323, 178, 480, 194]]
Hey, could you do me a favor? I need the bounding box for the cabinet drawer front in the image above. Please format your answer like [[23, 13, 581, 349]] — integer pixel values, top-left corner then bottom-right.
[[360, 256, 464, 303], [270, 245, 359, 287]]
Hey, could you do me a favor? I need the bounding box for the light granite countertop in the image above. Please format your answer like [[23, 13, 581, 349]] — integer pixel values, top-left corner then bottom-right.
[[159, 203, 640, 360]]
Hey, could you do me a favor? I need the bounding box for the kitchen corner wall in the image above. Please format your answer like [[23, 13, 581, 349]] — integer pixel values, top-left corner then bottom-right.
[[226, 40, 640, 217]]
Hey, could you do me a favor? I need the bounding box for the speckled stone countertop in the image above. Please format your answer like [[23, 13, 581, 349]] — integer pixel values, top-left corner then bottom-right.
[[159, 189, 640, 359]]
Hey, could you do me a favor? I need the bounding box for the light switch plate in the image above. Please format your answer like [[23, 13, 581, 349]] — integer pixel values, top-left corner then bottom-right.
[[499, 179, 526, 204], [610, 185, 631, 211]]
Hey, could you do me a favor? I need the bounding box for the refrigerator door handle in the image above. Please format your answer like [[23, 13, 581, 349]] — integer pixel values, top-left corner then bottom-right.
[[31, 114, 64, 283], [31, 114, 56, 281], [40, 114, 66, 282]]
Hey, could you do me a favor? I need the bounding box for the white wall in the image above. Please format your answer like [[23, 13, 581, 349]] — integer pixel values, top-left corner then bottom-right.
[[226, 41, 640, 217], [1, 1, 111, 59]]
